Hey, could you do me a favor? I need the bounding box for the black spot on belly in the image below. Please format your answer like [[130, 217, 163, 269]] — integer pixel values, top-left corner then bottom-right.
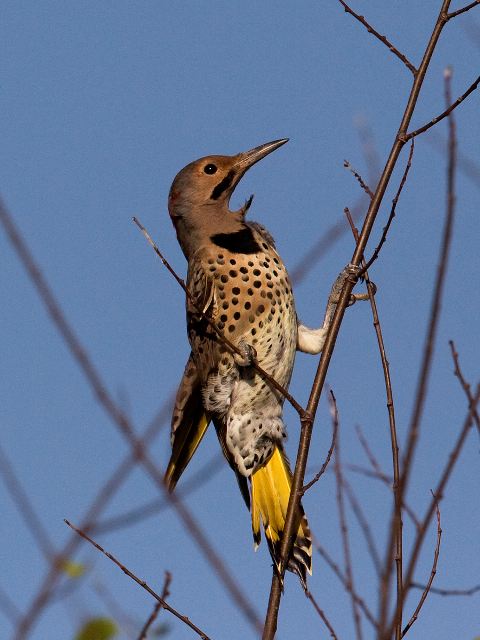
[[211, 227, 261, 254]]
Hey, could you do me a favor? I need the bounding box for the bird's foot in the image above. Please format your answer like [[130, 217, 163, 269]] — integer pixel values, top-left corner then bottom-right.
[[327, 263, 360, 304], [233, 339, 257, 367]]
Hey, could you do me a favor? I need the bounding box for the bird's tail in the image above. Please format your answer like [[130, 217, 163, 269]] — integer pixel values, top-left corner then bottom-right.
[[250, 446, 312, 587]]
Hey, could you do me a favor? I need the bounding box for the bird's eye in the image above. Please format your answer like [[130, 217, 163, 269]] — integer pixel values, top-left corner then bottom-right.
[[204, 164, 217, 175]]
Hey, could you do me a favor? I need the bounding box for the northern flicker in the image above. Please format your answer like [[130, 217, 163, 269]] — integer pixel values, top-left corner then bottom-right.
[[164, 138, 353, 586]]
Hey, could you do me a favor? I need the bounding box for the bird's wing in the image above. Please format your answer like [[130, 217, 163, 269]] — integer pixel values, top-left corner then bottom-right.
[[187, 259, 216, 318], [165, 353, 210, 491], [213, 416, 250, 509]]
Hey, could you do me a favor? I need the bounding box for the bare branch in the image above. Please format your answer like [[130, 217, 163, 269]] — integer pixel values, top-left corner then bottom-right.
[[354, 424, 384, 478], [447, 0, 480, 19], [401, 498, 442, 637], [314, 538, 378, 629], [403, 74, 480, 141], [344, 160, 374, 198], [425, 130, 480, 190], [290, 202, 365, 285], [384, 384, 480, 639], [65, 521, 211, 640], [305, 589, 338, 639], [337, 0, 417, 74], [411, 583, 480, 597], [343, 477, 382, 577], [302, 390, 338, 492], [386, 66, 458, 634], [332, 399, 363, 640], [358, 140, 414, 277], [450, 340, 480, 436], [346, 199, 404, 638], [137, 571, 172, 640], [345, 464, 421, 530]]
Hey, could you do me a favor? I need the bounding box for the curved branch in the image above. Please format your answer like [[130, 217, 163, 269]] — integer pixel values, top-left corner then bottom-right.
[[338, 0, 417, 74]]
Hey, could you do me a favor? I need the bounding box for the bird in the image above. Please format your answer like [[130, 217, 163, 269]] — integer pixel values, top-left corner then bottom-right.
[[164, 138, 353, 586]]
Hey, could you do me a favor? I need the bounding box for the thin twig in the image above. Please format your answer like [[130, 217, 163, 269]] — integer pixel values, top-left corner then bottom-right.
[[401, 497, 442, 637], [354, 424, 384, 478], [403, 74, 480, 141], [449, 340, 480, 436], [343, 477, 382, 577], [332, 396, 363, 640], [133, 217, 306, 418], [383, 63, 458, 635], [447, 0, 480, 20], [346, 202, 404, 638], [344, 160, 374, 198], [290, 201, 365, 285], [305, 589, 338, 639], [411, 583, 480, 597], [314, 538, 378, 629], [337, 0, 417, 74], [384, 384, 480, 639], [358, 140, 414, 277], [65, 521, 211, 640], [137, 571, 172, 640], [345, 464, 420, 530], [425, 130, 480, 190], [303, 390, 338, 492]]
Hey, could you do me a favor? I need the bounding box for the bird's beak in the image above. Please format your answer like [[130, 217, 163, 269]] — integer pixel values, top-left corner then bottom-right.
[[226, 138, 288, 217], [234, 138, 289, 173]]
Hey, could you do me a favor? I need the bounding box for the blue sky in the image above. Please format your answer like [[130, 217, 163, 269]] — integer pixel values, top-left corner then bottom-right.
[[1, 2, 479, 639]]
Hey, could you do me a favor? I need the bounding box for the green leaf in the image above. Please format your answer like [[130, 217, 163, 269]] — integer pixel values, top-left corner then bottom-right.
[[75, 617, 118, 640], [61, 559, 86, 578]]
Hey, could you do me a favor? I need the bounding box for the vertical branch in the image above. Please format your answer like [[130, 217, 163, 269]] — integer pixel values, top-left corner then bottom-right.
[[387, 65, 457, 634], [401, 499, 442, 637], [263, 5, 456, 637], [384, 384, 480, 640], [332, 396, 363, 640], [345, 146, 409, 636]]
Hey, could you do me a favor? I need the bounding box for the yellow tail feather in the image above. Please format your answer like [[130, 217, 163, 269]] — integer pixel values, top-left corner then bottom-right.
[[250, 446, 312, 585], [165, 413, 209, 491]]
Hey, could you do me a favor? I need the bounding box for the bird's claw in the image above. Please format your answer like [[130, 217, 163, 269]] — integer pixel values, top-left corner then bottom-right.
[[348, 279, 377, 305], [234, 340, 257, 367], [343, 263, 361, 283]]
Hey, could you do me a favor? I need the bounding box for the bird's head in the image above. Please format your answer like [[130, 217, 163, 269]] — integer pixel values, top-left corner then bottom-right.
[[168, 138, 288, 258]]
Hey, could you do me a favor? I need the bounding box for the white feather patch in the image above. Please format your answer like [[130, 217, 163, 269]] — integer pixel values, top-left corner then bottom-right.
[[297, 323, 327, 355]]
